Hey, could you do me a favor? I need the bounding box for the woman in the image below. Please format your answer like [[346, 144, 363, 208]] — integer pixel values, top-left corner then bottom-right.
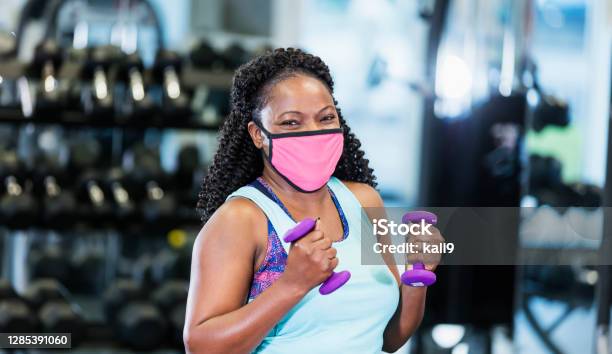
[[184, 48, 443, 354]]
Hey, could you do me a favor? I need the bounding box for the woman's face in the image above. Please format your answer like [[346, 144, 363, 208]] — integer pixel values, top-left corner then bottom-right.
[[248, 74, 340, 151]]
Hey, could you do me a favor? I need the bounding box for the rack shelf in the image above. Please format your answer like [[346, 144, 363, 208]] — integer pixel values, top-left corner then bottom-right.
[[0, 107, 221, 131]]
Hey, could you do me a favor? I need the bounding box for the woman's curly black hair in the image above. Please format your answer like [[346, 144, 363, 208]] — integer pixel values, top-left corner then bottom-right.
[[197, 48, 376, 223]]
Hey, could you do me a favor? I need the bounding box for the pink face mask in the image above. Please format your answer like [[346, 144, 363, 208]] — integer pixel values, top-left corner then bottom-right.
[[257, 123, 344, 193]]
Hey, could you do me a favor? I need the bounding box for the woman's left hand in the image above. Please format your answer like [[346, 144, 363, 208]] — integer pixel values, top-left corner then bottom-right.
[[405, 225, 445, 272]]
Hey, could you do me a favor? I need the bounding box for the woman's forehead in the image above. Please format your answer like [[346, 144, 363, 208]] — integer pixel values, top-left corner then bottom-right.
[[264, 75, 333, 114]]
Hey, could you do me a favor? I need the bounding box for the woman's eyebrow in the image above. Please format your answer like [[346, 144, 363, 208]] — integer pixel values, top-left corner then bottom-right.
[[277, 105, 334, 119], [278, 110, 303, 118], [318, 105, 334, 113]]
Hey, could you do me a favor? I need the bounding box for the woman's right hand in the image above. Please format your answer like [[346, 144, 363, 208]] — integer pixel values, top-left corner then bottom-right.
[[280, 220, 339, 295]]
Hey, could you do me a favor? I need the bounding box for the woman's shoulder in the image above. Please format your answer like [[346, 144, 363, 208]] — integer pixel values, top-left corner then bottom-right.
[[340, 180, 384, 208], [197, 196, 267, 244], [217, 196, 266, 221]]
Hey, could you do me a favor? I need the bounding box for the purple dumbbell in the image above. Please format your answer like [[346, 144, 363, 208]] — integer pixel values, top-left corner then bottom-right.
[[283, 217, 351, 295], [401, 211, 438, 287]]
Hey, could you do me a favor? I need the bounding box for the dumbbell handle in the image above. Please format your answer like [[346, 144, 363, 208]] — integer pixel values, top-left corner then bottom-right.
[[5, 176, 23, 196], [282, 218, 351, 295], [86, 180, 105, 206], [128, 68, 146, 102], [93, 66, 109, 101], [111, 182, 131, 207], [163, 67, 182, 100], [401, 211, 438, 287], [283, 218, 317, 242], [44, 176, 61, 197], [41, 61, 58, 96]]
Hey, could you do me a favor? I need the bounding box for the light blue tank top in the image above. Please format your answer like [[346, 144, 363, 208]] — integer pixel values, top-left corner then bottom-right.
[[227, 177, 400, 354]]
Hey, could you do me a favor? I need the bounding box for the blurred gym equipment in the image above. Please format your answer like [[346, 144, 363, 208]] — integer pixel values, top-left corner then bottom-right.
[[80, 45, 122, 119], [529, 154, 602, 210], [117, 53, 155, 121], [103, 168, 138, 226], [0, 0, 220, 351], [151, 279, 189, 347], [221, 43, 252, 70], [0, 279, 39, 333], [189, 40, 226, 71], [0, 148, 38, 229], [23, 278, 84, 346], [32, 146, 77, 230], [123, 143, 177, 230], [153, 49, 192, 120], [103, 278, 167, 350], [27, 39, 66, 118], [29, 245, 72, 287]]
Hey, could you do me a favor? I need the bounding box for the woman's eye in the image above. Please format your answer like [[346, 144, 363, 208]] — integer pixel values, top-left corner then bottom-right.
[[321, 115, 336, 122], [280, 120, 298, 126]]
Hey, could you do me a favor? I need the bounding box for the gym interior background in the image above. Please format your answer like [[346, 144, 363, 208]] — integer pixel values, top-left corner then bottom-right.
[[0, 0, 611, 353]]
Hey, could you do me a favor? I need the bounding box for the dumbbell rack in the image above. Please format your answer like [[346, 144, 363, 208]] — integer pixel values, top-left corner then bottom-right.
[[0, 0, 261, 350], [0, 58, 234, 131], [0, 106, 221, 131], [0, 56, 231, 352]]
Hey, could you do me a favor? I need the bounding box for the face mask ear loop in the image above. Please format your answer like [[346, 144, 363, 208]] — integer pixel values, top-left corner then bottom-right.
[[253, 118, 272, 142], [253, 118, 267, 133], [253, 118, 273, 163]]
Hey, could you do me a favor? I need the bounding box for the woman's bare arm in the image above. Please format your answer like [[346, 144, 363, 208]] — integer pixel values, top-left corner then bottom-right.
[[183, 198, 305, 354], [184, 198, 339, 354]]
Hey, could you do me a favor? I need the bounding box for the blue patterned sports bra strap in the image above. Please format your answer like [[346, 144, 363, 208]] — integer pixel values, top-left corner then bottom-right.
[[326, 177, 364, 220]]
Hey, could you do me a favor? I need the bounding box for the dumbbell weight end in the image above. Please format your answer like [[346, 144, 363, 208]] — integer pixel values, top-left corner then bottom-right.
[[282, 218, 317, 242], [319, 270, 351, 295], [400, 263, 437, 287]]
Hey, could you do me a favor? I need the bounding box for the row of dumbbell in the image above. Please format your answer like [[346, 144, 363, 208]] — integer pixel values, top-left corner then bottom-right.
[[0, 279, 84, 344], [104, 278, 188, 350], [0, 140, 204, 230], [16, 39, 261, 124], [0, 169, 201, 230], [29, 239, 191, 296], [1, 130, 205, 230], [0, 277, 187, 350]]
